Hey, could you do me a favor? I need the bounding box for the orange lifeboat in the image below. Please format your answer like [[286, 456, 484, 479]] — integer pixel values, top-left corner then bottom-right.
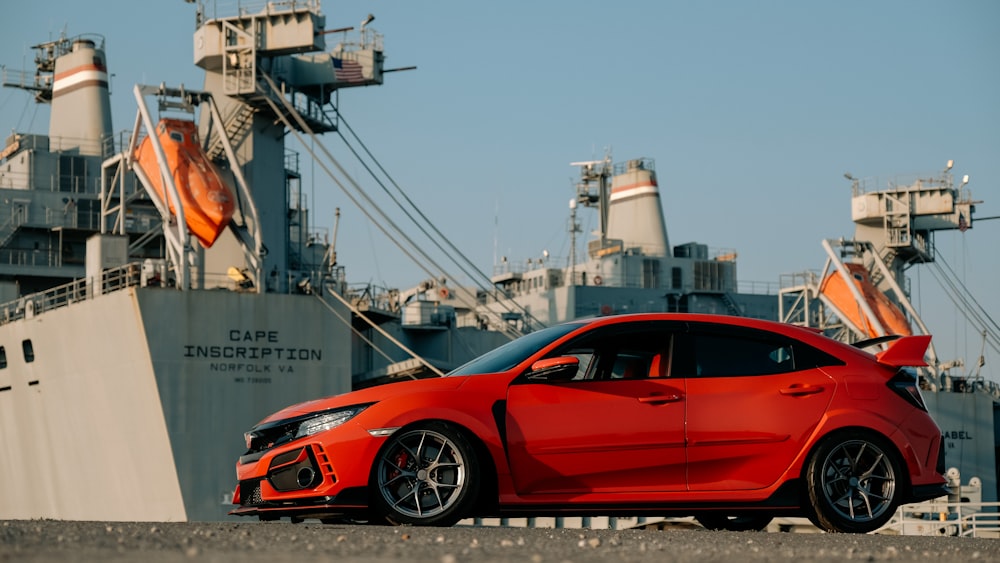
[[819, 263, 912, 337], [134, 118, 235, 247]]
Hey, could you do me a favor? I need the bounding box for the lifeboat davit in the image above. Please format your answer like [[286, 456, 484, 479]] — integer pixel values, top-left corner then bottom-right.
[[134, 118, 235, 248], [819, 263, 912, 338]]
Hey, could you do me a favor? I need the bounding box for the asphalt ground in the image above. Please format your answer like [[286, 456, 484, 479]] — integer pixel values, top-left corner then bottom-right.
[[2, 520, 999, 563]]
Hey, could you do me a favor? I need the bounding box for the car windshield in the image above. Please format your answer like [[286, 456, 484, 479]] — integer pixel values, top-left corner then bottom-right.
[[447, 322, 584, 376]]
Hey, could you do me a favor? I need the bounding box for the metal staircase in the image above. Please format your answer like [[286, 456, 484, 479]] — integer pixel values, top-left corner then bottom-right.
[[0, 206, 28, 248], [883, 193, 912, 249], [206, 103, 254, 161], [721, 292, 742, 316]]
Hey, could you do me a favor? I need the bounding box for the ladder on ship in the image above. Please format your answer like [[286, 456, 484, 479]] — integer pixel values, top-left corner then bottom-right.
[[721, 292, 742, 316], [0, 204, 28, 248], [205, 103, 255, 161]]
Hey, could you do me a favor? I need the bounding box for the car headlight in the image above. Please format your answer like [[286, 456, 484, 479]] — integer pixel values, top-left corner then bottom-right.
[[243, 404, 373, 453], [294, 406, 367, 439]]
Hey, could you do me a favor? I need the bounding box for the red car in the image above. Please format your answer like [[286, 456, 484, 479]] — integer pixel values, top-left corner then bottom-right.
[[230, 313, 947, 533]]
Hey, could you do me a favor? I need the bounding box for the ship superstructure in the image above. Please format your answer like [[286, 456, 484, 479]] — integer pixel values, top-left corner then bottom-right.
[[0, 34, 142, 297], [476, 156, 777, 331]]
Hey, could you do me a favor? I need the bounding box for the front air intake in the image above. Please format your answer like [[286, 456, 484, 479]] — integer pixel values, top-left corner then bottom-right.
[[268, 447, 321, 491]]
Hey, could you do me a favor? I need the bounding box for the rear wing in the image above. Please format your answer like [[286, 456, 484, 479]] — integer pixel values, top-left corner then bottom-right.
[[873, 335, 931, 368]]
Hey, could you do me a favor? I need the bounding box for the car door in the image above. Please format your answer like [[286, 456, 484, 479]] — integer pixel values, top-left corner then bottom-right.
[[679, 323, 836, 491], [505, 323, 687, 495]]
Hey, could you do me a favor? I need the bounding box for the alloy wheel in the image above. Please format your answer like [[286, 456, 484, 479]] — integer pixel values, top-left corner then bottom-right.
[[818, 438, 896, 524], [376, 428, 467, 520]]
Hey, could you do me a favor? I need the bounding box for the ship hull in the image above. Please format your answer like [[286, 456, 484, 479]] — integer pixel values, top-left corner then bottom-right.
[[0, 287, 351, 521], [924, 391, 998, 503]]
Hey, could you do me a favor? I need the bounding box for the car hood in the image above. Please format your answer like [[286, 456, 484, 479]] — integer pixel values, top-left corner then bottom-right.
[[256, 376, 469, 424]]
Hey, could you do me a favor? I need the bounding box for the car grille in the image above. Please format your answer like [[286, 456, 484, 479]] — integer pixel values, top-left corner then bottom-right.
[[242, 479, 263, 506]]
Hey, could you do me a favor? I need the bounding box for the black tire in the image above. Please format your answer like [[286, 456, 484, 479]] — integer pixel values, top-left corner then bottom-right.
[[370, 422, 479, 526], [805, 430, 904, 533], [695, 514, 773, 532]]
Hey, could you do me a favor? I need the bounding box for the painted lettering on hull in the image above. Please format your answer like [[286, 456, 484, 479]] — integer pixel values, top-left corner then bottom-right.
[[184, 346, 321, 360], [183, 329, 323, 382]]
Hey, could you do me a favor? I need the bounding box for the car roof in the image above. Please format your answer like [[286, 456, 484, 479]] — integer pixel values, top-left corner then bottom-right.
[[572, 313, 803, 332], [567, 313, 872, 359]]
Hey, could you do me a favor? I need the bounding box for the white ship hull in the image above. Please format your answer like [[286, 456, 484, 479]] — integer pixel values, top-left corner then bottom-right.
[[0, 287, 351, 521]]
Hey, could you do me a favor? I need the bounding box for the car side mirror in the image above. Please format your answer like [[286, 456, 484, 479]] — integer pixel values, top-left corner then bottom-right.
[[526, 356, 580, 381]]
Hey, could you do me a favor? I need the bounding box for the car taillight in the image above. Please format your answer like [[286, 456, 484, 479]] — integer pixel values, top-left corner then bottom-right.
[[887, 369, 927, 411]]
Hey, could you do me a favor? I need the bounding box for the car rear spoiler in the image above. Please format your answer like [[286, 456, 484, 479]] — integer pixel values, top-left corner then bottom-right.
[[873, 334, 931, 368]]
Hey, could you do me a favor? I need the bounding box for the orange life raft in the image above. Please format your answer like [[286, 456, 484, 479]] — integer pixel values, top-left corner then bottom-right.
[[819, 263, 912, 337], [135, 118, 235, 247]]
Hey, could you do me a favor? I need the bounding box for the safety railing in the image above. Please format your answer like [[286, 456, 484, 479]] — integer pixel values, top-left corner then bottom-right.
[[879, 500, 1000, 538], [0, 263, 142, 326]]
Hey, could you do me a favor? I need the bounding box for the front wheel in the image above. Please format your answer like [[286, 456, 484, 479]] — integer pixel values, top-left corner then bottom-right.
[[805, 430, 903, 533], [696, 514, 773, 531], [371, 422, 479, 526]]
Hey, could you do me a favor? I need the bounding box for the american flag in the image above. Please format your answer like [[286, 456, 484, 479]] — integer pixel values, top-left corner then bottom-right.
[[333, 58, 364, 84]]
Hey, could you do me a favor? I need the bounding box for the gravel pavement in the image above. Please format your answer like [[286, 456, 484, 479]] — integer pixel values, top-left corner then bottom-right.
[[2, 520, 999, 563]]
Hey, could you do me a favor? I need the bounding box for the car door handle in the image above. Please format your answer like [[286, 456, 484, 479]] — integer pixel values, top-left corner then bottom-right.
[[779, 384, 825, 396], [638, 394, 682, 404]]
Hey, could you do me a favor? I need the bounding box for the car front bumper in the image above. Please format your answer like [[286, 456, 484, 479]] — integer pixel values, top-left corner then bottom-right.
[[230, 422, 384, 518]]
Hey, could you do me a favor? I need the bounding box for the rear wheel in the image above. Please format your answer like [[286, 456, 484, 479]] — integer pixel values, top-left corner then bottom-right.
[[805, 430, 903, 533], [695, 514, 772, 531], [371, 422, 479, 526]]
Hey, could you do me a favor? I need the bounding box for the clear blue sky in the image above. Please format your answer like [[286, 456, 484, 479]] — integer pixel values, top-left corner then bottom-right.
[[2, 1, 997, 380]]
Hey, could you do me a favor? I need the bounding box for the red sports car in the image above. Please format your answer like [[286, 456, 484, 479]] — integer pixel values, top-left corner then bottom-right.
[[230, 313, 947, 533]]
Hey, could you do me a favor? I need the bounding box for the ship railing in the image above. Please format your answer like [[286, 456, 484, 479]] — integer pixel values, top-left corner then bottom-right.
[[879, 500, 1000, 538], [0, 148, 110, 194], [1, 132, 111, 162], [612, 157, 655, 175], [346, 282, 402, 314], [736, 280, 779, 295], [0, 67, 52, 92], [779, 270, 824, 289], [42, 208, 102, 231], [0, 210, 101, 248], [0, 262, 142, 326], [199, 0, 321, 21], [0, 248, 64, 268], [0, 261, 349, 326], [851, 171, 955, 196], [492, 262, 528, 277]]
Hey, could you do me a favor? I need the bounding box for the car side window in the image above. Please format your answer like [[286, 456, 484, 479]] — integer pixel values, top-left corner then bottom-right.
[[608, 351, 655, 379], [539, 321, 678, 382], [673, 323, 835, 378], [564, 350, 598, 380], [700, 334, 792, 376]]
